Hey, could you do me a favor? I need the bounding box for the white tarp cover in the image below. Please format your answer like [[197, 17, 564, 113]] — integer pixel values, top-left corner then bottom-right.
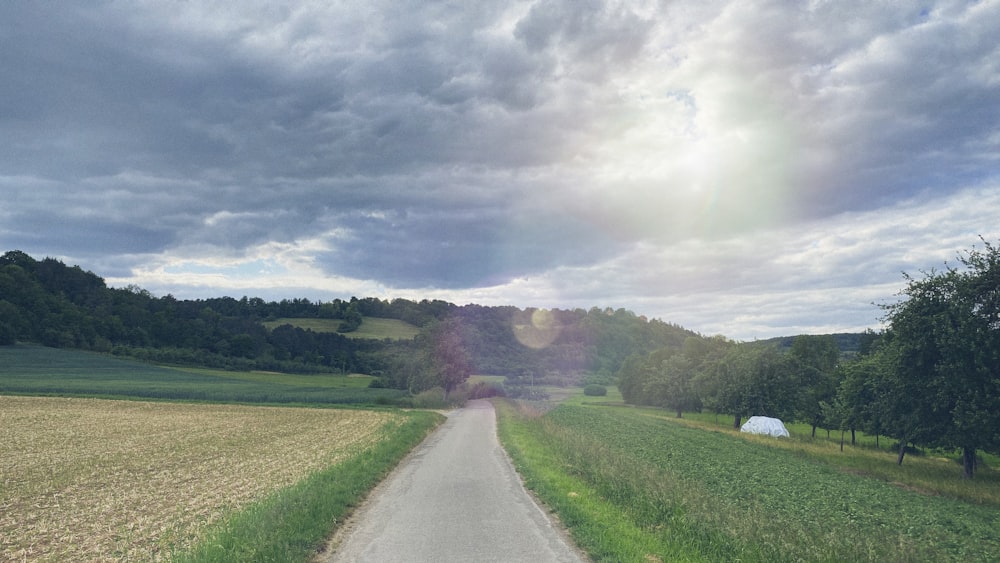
[[740, 416, 790, 438]]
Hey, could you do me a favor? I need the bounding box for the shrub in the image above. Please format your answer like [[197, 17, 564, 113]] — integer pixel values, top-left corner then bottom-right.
[[410, 388, 449, 409], [505, 384, 550, 400], [410, 387, 469, 409], [368, 377, 390, 388], [583, 371, 616, 386], [583, 384, 607, 397], [467, 381, 506, 399]]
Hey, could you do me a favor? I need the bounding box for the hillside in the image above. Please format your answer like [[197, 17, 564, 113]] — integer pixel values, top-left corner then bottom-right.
[[0, 250, 700, 385], [750, 332, 874, 355], [263, 317, 421, 340]]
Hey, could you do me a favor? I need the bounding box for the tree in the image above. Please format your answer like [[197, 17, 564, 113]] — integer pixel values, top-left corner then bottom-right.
[[705, 344, 798, 429], [645, 354, 701, 418], [882, 240, 1000, 478], [337, 302, 363, 333], [617, 353, 652, 405], [835, 350, 893, 447], [790, 335, 840, 437], [423, 318, 473, 400]]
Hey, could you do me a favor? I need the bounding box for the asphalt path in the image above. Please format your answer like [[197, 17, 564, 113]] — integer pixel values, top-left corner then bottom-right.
[[319, 399, 586, 563]]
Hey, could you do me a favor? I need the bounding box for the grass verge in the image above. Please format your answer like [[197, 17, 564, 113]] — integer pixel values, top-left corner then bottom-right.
[[175, 410, 442, 562], [496, 400, 1000, 562], [494, 400, 713, 562]]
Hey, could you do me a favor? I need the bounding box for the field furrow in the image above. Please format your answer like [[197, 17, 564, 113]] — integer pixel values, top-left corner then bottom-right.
[[0, 396, 397, 561]]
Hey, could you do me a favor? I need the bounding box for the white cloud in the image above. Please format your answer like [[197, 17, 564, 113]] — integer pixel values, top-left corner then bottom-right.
[[103, 182, 1000, 340], [432, 182, 1000, 339], [3, 1, 999, 339]]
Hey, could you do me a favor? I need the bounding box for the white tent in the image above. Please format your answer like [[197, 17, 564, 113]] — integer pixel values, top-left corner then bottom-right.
[[740, 416, 790, 438]]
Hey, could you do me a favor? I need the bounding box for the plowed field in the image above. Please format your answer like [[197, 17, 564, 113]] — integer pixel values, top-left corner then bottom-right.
[[0, 396, 397, 561]]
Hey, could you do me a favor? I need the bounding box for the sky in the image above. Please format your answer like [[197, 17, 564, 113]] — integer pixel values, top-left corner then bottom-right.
[[2, 0, 999, 341]]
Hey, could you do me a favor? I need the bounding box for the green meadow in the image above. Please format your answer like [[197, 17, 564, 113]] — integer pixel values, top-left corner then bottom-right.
[[262, 316, 420, 340], [497, 398, 1000, 562], [0, 344, 404, 404]]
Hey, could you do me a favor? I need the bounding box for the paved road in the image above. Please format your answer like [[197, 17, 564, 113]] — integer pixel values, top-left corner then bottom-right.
[[320, 399, 586, 563]]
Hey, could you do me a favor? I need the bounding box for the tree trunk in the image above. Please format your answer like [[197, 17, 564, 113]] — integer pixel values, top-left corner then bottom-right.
[[851, 428, 856, 446], [676, 410, 683, 418], [963, 447, 976, 479], [897, 441, 907, 465], [811, 424, 817, 438], [733, 414, 741, 429]]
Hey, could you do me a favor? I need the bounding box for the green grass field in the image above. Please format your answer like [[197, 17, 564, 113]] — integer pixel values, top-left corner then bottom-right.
[[263, 317, 421, 340], [497, 399, 1000, 562], [0, 344, 404, 404]]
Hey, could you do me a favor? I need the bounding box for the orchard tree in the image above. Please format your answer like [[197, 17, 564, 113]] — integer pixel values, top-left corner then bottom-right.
[[790, 334, 840, 437], [835, 349, 893, 447], [645, 354, 701, 418], [617, 354, 651, 405], [705, 344, 798, 429], [883, 240, 1000, 478]]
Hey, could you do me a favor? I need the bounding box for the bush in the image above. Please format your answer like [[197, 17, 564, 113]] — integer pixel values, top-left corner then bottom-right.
[[410, 387, 470, 409], [583, 384, 607, 397], [583, 371, 616, 386], [410, 388, 449, 409], [466, 381, 505, 399], [506, 385, 550, 400]]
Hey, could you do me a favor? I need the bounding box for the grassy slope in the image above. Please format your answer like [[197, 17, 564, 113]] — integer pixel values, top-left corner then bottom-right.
[[497, 394, 1000, 562], [263, 317, 420, 340], [0, 343, 403, 404]]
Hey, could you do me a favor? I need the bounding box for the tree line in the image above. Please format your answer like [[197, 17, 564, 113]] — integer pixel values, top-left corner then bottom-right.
[[0, 250, 695, 393], [618, 240, 1000, 479], [8, 241, 993, 479]]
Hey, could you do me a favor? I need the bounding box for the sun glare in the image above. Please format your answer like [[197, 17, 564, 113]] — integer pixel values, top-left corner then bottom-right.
[[512, 308, 562, 350]]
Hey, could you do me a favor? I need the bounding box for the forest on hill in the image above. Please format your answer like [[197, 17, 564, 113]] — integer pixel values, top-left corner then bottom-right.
[[0, 250, 695, 390]]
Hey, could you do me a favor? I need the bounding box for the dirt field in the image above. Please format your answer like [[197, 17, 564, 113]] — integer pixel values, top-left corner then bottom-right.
[[0, 396, 398, 561]]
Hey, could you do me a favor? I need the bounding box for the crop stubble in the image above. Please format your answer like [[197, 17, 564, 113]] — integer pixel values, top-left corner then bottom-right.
[[0, 396, 397, 561]]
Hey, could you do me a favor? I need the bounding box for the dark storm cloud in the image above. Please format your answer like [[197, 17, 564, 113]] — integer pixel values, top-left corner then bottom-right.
[[319, 200, 624, 288], [4, 214, 173, 258], [2, 0, 999, 338]]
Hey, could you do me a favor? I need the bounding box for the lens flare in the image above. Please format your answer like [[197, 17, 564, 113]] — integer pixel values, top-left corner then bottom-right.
[[513, 308, 562, 350]]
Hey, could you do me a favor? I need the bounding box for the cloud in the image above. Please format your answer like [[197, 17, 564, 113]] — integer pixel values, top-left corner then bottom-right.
[[491, 182, 1000, 339], [102, 181, 1000, 341], [2, 0, 999, 339]]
